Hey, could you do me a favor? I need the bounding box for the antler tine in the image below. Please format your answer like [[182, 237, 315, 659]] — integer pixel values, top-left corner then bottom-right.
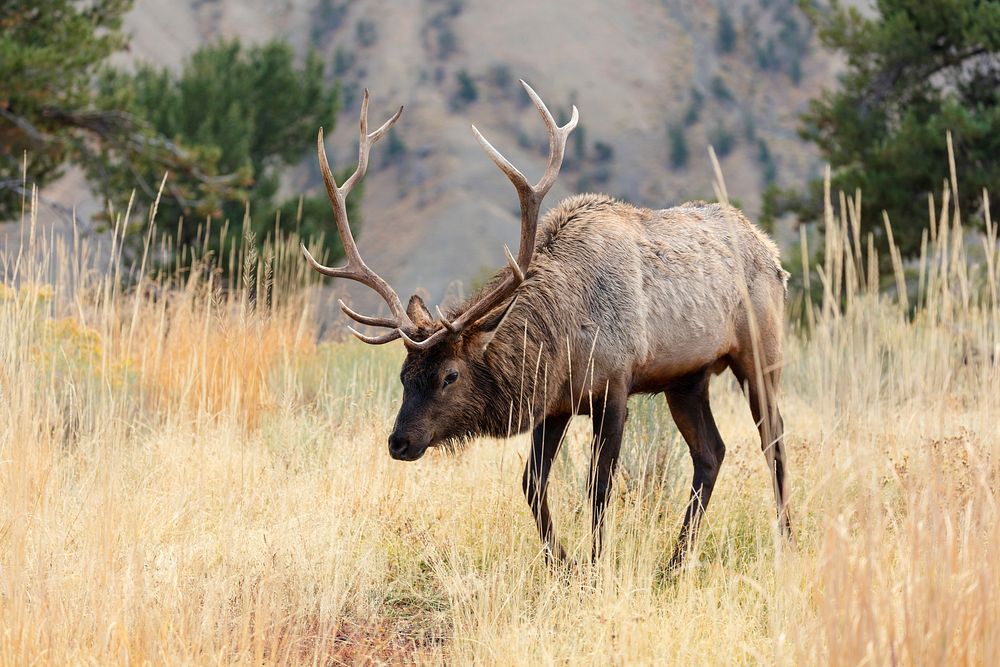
[[347, 326, 402, 345], [399, 326, 450, 350], [470, 124, 531, 198], [339, 299, 398, 329], [314, 128, 360, 267], [521, 79, 579, 196], [441, 81, 577, 337], [435, 306, 460, 333], [303, 90, 415, 343], [503, 244, 525, 282], [342, 89, 404, 194]]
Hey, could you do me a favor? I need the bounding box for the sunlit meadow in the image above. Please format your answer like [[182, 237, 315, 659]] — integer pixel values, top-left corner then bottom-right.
[[1, 159, 998, 664]]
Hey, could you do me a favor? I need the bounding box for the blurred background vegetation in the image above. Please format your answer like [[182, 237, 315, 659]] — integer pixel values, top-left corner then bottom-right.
[[1, 0, 997, 289], [764, 0, 1000, 259], [2, 0, 352, 270]]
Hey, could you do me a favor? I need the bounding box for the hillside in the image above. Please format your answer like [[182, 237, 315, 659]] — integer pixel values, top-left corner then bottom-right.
[[13, 0, 840, 315]]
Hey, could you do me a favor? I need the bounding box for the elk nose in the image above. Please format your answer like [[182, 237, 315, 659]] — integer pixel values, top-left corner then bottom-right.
[[388, 433, 410, 459]]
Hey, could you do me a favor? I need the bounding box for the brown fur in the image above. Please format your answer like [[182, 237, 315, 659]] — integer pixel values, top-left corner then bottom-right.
[[390, 193, 792, 565]]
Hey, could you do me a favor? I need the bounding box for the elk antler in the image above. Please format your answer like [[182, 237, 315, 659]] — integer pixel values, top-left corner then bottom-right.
[[300, 90, 415, 345], [401, 80, 578, 350]]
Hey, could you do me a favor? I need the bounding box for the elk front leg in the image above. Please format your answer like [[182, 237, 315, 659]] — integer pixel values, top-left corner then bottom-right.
[[523, 414, 572, 563], [589, 386, 628, 562]]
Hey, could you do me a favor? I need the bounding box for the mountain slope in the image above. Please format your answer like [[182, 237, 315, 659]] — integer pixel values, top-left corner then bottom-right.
[[19, 0, 840, 318]]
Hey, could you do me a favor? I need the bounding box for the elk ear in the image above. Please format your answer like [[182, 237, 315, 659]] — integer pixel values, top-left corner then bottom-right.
[[471, 296, 519, 353], [406, 294, 434, 329], [476, 297, 515, 333]]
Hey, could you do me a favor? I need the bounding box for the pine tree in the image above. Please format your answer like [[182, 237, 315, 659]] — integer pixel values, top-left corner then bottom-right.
[[716, 6, 737, 54], [98, 39, 344, 259], [798, 0, 1000, 256], [668, 124, 689, 170], [1, 5, 350, 271], [0, 0, 132, 217]]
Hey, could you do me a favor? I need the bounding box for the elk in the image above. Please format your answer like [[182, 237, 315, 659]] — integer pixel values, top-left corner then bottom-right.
[[302, 83, 792, 566]]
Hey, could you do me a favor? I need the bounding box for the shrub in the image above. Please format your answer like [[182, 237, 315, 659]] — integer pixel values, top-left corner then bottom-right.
[[757, 138, 777, 185], [668, 124, 689, 169], [437, 26, 457, 58], [594, 141, 615, 163], [684, 88, 704, 126], [451, 70, 478, 110], [487, 63, 513, 91], [382, 128, 408, 168], [355, 20, 378, 48], [710, 124, 735, 157], [717, 6, 737, 53], [710, 75, 733, 103]]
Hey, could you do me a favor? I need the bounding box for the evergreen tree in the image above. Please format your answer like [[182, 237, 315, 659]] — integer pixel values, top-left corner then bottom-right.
[[451, 70, 479, 111], [0, 0, 133, 217], [668, 124, 689, 170], [2, 4, 352, 271], [717, 6, 737, 54], [798, 0, 1000, 256], [98, 39, 344, 260]]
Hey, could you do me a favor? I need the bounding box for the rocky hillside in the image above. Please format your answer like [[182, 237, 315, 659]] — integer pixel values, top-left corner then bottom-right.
[[29, 0, 841, 313]]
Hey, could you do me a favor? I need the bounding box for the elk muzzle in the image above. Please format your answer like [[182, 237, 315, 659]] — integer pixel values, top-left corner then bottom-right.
[[387, 430, 429, 461]]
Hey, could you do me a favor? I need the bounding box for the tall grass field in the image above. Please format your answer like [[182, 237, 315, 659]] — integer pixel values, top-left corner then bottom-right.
[[1, 163, 998, 664]]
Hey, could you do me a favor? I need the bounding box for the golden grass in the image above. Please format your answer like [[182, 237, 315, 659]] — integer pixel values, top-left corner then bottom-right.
[[1, 171, 998, 665]]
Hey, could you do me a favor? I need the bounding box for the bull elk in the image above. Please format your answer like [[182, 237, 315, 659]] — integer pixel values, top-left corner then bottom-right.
[[302, 83, 792, 566]]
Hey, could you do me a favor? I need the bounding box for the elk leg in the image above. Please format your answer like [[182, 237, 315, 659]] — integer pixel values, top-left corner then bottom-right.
[[523, 414, 572, 562], [736, 365, 792, 539], [589, 386, 628, 562], [666, 371, 727, 569]]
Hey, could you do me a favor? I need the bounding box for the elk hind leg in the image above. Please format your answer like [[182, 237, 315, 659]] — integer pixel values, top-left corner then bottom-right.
[[731, 348, 792, 538], [666, 370, 727, 569]]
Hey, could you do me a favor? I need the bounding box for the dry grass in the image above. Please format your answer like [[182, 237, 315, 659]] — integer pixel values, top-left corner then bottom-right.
[[1, 169, 998, 665]]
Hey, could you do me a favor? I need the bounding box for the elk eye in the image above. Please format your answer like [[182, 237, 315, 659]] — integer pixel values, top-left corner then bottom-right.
[[443, 370, 459, 387]]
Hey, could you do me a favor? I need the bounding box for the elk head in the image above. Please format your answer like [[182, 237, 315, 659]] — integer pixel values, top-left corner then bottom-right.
[[301, 82, 577, 461]]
